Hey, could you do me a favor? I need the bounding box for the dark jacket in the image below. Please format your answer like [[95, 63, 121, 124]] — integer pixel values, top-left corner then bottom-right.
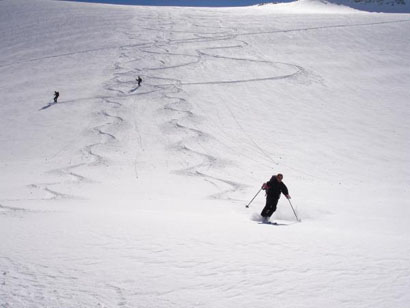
[[265, 176, 288, 199]]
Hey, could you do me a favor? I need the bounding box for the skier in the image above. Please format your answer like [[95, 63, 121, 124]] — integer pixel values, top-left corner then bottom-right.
[[137, 76, 142, 87], [260, 173, 291, 221], [53, 91, 59, 103]]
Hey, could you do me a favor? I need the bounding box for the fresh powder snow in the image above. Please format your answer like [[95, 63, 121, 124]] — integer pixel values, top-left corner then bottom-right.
[[0, 0, 409, 307]]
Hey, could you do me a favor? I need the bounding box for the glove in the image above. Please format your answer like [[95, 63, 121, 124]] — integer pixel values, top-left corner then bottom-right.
[[286, 195, 291, 199], [261, 183, 269, 190]]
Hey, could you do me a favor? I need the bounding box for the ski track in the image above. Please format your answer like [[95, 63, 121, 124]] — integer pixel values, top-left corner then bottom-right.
[[0, 203, 31, 216], [2, 6, 410, 307], [124, 13, 310, 199], [10, 8, 393, 208], [20, 9, 324, 204]]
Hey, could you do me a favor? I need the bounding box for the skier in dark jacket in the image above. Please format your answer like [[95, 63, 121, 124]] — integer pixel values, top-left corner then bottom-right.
[[53, 91, 59, 103], [137, 76, 142, 87], [260, 173, 291, 221]]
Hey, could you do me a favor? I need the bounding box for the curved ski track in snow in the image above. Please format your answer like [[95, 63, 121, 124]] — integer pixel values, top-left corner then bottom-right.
[[23, 11, 410, 204], [25, 11, 312, 202], [121, 13, 309, 199]]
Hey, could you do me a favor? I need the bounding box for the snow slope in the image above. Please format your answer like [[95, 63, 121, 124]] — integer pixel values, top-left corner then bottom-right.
[[1, 0, 410, 307], [259, 0, 410, 13], [331, 0, 410, 13]]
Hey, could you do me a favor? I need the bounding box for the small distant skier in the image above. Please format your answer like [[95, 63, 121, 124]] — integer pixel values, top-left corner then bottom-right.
[[260, 173, 291, 222], [53, 91, 59, 103], [137, 76, 142, 87]]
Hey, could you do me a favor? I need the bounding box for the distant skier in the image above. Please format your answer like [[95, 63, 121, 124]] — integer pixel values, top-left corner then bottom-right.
[[260, 173, 291, 221], [137, 76, 142, 87], [53, 91, 59, 103]]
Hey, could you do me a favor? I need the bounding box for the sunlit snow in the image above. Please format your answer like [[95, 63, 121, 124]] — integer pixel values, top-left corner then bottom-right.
[[1, 0, 409, 307]]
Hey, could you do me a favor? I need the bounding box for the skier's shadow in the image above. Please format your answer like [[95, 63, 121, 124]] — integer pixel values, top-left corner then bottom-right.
[[129, 85, 141, 93], [39, 101, 57, 111], [258, 221, 295, 226]]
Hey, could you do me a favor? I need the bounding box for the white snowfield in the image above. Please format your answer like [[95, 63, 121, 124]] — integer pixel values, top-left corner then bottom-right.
[[1, 0, 409, 307]]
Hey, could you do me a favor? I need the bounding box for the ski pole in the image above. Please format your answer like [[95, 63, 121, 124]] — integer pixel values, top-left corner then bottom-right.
[[245, 188, 262, 208], [287, 198, 301, 222]]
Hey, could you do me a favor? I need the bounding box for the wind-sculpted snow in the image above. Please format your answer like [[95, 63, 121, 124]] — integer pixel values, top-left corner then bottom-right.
[[331, 0, 410, 13], [0, 0, 410, 307], [258, 0, 410, 12]]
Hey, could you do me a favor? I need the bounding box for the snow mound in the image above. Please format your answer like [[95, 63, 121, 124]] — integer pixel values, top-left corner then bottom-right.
[[258, 0, 410, 12], [256, 0, 362, 13], [333, 0, 410, 12]]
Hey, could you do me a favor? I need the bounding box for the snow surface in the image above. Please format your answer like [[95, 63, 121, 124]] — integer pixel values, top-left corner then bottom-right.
[[1, 0, 410, 307], [330, 0, 410, 13], [258, 0, 410, 13]]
